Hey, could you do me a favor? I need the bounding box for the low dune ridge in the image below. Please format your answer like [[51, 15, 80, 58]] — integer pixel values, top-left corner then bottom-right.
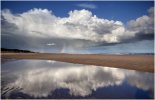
[[1, 53, 154, 73]]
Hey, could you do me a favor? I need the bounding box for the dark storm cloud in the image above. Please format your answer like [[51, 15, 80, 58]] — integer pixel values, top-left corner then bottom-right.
[[1, 18, 95, 53], [1, 7, 154, 53]]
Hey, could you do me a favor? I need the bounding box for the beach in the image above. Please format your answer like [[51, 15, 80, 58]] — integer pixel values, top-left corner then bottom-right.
[[1, 53, 154, 73]]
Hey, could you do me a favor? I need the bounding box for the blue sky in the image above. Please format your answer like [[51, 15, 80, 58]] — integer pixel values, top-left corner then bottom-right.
[[1, 1, 154, 54], [2, 1, 153, 24]]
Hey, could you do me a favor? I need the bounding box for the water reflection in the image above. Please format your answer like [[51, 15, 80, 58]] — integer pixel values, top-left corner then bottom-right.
[[1, 60, 154, 99]]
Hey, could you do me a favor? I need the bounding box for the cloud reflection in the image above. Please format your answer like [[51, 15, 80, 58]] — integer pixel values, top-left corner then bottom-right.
[[2, 60, 154, 98], [126, 71, 154, 91]]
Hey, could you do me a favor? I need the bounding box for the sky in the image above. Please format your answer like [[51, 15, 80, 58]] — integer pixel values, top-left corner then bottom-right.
[[1, 1, 154, 54]]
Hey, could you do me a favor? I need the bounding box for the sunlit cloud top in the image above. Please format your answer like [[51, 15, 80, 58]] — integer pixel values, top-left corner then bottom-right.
[[1, 1, 154, 53]]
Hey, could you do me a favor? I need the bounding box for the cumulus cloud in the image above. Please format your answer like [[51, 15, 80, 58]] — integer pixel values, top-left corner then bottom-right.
[[1, 8, 133, 43], [1, 7, 154, 53], [77, 3, 97, 9], [128, 7, 154, 35]]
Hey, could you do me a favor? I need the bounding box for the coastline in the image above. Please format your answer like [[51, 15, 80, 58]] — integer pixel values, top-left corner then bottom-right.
[[1, 53, 154, 73]]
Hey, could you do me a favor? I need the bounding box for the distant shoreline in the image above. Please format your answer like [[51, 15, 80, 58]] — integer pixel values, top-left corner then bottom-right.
[[1, 53, 154, 73], [1, 48, 34, 53]]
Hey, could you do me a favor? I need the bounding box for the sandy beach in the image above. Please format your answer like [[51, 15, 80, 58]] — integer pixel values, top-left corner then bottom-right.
[[1, 53, 154, 73]]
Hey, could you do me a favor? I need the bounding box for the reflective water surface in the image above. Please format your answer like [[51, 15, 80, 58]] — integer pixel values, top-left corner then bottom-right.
[[1, 59, 154, 99]]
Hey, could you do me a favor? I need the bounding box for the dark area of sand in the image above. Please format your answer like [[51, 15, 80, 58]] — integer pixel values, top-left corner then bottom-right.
[[1, 53, 154, 73]]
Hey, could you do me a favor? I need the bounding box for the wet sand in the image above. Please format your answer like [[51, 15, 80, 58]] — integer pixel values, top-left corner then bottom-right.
[[1, 53, 154, 73]]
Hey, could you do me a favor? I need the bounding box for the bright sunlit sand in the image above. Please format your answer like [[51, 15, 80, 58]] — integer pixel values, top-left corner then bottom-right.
[[1, 1, 154, 99], [2, 53, 154, 73]]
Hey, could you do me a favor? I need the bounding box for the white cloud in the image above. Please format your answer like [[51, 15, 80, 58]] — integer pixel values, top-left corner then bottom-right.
[[46, 43, 55, 46], [128, 7, 154, 34], [2, 8, 134, 43], [77, 3, 97, 9], [1, 7, 154, 53]]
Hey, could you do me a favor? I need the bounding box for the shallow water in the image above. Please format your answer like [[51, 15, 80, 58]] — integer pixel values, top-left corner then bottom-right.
[[1, 59, 154, 99]]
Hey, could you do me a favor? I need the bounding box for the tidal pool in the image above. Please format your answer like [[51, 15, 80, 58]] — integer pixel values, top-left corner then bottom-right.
[[1, 59, 154, 99]]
